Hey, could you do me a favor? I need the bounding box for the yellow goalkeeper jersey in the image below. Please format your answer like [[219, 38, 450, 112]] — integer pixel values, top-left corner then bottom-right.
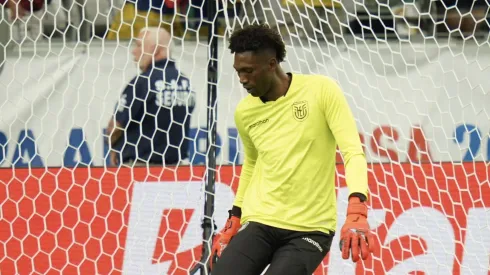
[[233, 73, 368, 234]]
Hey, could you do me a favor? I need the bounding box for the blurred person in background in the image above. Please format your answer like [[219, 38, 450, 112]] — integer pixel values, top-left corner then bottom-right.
[[390, 0, 489, 40], [186, 0, 244, 38], [236, 0, 278, 28], [436, 0, 489, 38], [0, 0, 45, 21], [106, 0, 188, 40], [391, 0, 429, 38], [344, 0, 405, 40], [0, 0, 48, 42], [106, 27, 195, 167], [281, 0, 346, 41]]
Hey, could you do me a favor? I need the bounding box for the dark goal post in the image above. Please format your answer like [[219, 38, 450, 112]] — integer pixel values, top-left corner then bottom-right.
[[189, 0, 219, 274]]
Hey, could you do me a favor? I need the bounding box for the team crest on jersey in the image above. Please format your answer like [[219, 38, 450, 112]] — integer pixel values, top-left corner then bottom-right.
[[292, 101, 309, 122]]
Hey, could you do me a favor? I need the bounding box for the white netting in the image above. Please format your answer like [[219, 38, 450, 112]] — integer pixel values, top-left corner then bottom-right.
[[0, 0, 489, 274]]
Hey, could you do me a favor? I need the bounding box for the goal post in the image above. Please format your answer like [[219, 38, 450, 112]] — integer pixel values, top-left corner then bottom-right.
[[189, 0, 219, 274], [0, 0, 489, 274]]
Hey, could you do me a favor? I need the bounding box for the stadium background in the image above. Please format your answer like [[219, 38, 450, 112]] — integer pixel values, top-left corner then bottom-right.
[[0, 0, 489, 274]]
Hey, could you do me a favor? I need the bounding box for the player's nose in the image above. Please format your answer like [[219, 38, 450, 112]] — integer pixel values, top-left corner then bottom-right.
[[239, 76, 248, 85]]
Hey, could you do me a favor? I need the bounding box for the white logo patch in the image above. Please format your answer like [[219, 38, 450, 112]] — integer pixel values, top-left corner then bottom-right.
[[302, 237, 323, 252], [238, 222, 249, 233]]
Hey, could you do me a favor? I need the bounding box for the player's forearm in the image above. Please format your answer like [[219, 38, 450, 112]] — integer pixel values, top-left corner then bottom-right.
[[110, 130, 122, 147], [344, 153, 369, 199], [106, 118, 123, 148], [233, 158, 255, 208], [233, 109, 257, 210]]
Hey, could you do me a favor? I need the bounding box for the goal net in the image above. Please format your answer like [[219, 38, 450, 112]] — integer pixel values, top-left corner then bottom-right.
[[0, 0, 489, 274]]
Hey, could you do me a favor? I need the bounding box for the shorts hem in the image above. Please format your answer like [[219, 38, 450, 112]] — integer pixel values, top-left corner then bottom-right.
[[242, 217, 336, 235]]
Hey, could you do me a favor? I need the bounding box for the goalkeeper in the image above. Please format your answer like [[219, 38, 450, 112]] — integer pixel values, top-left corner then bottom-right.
[[211, 24, 375, 274]]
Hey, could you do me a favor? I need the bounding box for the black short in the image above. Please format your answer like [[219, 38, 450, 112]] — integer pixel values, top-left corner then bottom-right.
[[211, 221, 334, 275]]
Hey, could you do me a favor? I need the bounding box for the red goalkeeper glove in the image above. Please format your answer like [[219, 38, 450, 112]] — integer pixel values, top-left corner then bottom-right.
[[210, 210, 241, 269], [339, 195, 376, 262]]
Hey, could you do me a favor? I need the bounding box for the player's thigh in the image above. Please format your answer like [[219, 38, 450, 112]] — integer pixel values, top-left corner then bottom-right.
[[212, 222, 275, 275], [264, 232, 333, 275]]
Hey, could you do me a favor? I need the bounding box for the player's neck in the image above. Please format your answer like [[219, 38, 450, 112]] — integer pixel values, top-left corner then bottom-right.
[[262, 71, 291, 102], [142, 55, 168, 72], [154, 54, 168, 64]]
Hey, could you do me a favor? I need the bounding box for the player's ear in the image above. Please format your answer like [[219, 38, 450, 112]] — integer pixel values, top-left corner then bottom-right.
[[268, 58, 277, 71]]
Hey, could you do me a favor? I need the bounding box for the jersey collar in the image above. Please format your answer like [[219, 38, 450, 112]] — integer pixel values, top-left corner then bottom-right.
[[260, 73, 294, 104], [145, 58, 175, 73]]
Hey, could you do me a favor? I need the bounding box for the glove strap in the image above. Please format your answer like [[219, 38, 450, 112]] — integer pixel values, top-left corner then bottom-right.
[[347, 196, 368, 217], [229, 205, 242, 218]]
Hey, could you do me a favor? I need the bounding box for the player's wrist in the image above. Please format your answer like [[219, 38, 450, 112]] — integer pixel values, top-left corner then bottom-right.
[[222, 215, 241, 237], [346, 196, 368, 218], [229, 205, 242, 218], [349, 192, 367, 202]]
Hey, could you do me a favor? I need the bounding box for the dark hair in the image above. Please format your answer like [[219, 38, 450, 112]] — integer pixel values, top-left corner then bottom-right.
[[21, 0, 45, 11], [228, 24, 286, 63]]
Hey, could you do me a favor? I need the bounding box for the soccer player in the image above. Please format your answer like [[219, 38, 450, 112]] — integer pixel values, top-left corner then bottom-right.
[[0, 0, 45, 21], [210, 24, 375, 274], [106, 27, 195, 166]]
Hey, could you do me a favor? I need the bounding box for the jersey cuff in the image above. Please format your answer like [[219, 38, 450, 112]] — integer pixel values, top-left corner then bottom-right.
[[230, 205, 242, 218], [349, 192, 367, 202]]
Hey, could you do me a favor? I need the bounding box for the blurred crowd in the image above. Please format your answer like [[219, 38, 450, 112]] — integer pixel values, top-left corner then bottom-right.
[[0, 0, 489, 43]]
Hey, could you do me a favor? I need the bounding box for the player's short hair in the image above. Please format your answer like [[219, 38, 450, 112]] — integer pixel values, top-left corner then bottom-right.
[[228, 24, 286, 63], [138, 27, 172, 57], [139, 27, 171, 48]]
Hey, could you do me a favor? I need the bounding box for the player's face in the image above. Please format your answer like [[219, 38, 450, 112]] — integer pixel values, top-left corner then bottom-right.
[[132, 32, 153, 71], [233, 51, 274, 97]]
